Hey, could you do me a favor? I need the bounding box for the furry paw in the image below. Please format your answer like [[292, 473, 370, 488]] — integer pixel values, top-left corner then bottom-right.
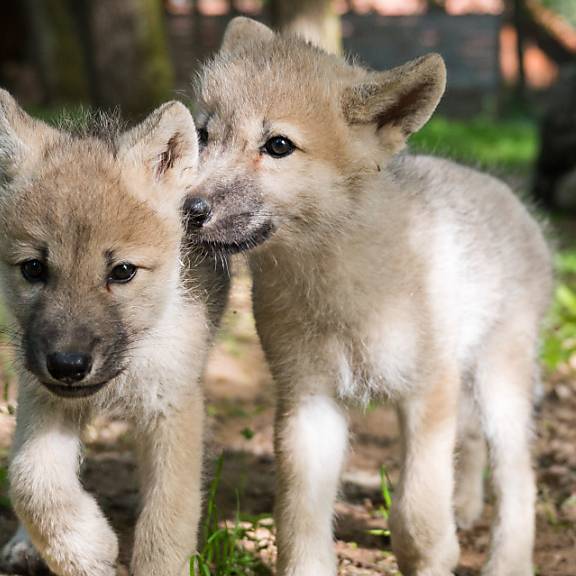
[[0, 528, 49, 575]]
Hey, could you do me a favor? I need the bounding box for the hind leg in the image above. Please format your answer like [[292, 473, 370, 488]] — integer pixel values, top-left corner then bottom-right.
[[475, 324, 537, 576], [454, 389, 486, 530], [389, 366, 460, 576]]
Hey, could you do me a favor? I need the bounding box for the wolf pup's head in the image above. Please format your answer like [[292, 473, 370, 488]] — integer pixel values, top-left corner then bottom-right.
[[0, 91, 198, 399], [185, 17, 446, 253]]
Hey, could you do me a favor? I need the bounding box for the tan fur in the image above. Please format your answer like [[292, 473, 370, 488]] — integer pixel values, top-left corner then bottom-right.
[[0, 90, 229, 576], [187, 17, 553, 576]]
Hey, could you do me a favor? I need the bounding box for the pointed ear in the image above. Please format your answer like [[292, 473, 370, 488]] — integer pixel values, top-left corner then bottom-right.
[[342, 54, 446, 153], [0, 89, 58, 183], [221, 17, 275, 53], [118, 101, 198, 190]]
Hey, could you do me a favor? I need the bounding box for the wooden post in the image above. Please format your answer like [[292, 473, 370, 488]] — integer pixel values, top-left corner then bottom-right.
[[269, 0, 342, 55]]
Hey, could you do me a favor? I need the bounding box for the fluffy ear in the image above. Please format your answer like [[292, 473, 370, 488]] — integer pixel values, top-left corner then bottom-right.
[[118, 101, 198, 190], [342, 54, 446, 153], [221, 17, 275, 53], [0, 89, 58, 183]]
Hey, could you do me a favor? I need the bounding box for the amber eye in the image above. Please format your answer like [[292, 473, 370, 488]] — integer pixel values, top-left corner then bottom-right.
[[108, 263, 137, 284], [197, 127, 208, 147], [263, 136, 295, 158], [21, 259, 47, 284]]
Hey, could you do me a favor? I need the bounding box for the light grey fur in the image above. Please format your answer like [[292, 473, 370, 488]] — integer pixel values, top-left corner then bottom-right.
[[0, 90, 228, 576], [189, 18, 554, 576]]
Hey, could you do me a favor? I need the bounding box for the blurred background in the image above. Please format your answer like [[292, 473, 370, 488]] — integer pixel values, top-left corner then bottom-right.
[[1, 0, 576, 210], [0, 2, 575, 575]]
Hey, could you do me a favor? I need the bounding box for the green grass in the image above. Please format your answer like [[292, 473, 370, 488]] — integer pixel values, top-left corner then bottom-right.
[[411, 116, 537, 171], [192, 456, 268, 576], [367, 465, 393, 538], [542, 249, 576, 372]]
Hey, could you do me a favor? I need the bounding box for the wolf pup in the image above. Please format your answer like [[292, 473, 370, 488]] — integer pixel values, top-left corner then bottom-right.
[[0, 90, 228, 576], [184, 17, 553, 576]]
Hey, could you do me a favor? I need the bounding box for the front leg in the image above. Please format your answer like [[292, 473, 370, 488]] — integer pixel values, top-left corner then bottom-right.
[[275, 392, 348, 576], [389, 368, 460, 576], [8, 390, 118, 576], [130, 390, 204, 576]]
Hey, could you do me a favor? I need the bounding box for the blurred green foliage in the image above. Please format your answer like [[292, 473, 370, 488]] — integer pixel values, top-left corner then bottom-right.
[[42, 0, 90, 101], [542, 250, 576, 371], [24, 104, 87, 126], [540, 0, 576, 26], [411, 116, 537, 171], [138, 0, 176, 112]]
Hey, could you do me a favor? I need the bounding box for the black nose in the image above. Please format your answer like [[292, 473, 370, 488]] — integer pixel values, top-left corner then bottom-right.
[[46, 352, 92, 383], [183, 196, 212, 229]]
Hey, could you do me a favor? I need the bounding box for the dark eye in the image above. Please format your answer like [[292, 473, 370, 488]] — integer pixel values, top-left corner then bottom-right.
[[263, 136, 295, 158], [197, 127, 208, 147], [108, 263, 137, 284], [21, 259, 47, 283]]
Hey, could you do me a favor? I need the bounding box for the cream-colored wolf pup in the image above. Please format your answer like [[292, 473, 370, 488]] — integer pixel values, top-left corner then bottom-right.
[[184, 17, 553, 576], [0, 90, 228, 576]]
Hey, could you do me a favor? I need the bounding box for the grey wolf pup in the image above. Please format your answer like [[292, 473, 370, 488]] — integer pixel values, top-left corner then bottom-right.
[[0, 90, 228, 576], [183, 17, 553, 576]]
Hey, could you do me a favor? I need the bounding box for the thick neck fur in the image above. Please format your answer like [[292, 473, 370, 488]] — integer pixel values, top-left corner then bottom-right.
[[250, 160, 424, 324]]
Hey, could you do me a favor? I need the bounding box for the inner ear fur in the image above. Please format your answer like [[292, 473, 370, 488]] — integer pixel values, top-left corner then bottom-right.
[[221, 17, 275, 53], [0, 89, 58, 182], [119, 100, 198, 184], [342, 54, 447, 140]]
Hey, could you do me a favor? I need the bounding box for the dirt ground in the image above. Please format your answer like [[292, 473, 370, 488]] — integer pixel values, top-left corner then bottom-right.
[[0, 268, 574, 575]]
